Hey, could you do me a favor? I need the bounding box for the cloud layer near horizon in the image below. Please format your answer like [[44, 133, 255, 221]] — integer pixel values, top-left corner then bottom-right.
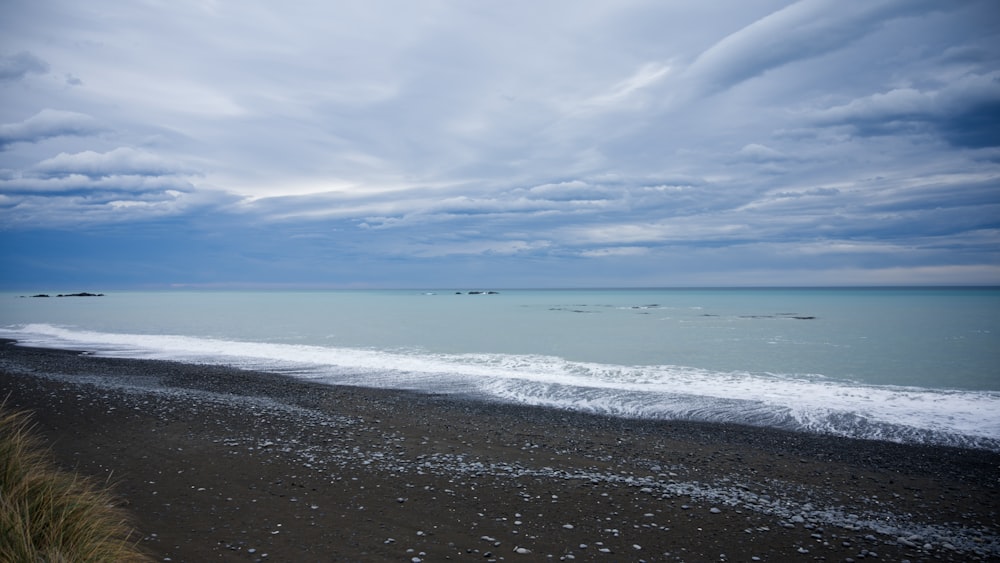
[[1, 0, 999, 288]]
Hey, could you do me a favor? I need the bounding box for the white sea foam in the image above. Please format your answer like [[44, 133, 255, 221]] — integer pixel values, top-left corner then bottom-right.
[[4, 323, 999, 450]]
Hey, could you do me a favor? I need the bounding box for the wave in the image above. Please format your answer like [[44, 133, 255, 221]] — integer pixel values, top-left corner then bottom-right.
[[5, 323, 999, 451]]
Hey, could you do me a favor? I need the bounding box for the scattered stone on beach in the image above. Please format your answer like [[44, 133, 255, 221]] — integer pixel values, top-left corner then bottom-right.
[[1, 341, 998, 563]]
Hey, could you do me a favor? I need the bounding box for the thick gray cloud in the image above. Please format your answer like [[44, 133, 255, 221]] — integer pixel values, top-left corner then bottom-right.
[[679, 0, 953, 97], [811, 71, 1000, 148], [0, 109, 106, 149], [1, 0, 998, 287], [0, 51, 49, 81], [33, 147, 192, 178]]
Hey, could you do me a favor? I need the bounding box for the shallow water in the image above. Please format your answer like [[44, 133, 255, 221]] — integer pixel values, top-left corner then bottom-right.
[[3, 287, 998, 449]]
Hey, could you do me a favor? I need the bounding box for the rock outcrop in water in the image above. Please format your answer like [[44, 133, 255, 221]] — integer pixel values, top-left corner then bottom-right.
[[23, 292, 104, 298]]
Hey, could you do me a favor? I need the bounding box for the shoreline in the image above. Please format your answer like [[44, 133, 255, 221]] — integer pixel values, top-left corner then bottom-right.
[[1, 340, 998, 561]]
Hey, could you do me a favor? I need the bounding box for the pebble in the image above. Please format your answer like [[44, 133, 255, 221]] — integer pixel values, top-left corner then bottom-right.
[[11, 346, 999, 563]]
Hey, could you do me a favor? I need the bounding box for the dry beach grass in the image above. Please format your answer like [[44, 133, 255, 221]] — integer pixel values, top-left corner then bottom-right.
[[1, 339, 998, 562], [0, 402, 150, 562]]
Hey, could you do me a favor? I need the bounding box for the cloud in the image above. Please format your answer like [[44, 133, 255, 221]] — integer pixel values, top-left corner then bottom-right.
[[738, 143, 791, 163], [1, 173, 194, 194], [0, 51, 49, 81], [404, 239, 552, 259], [566, 219, 752, 246], [1, 0, 998, 287], [0, 180, 234, 228], [33, 147, 192, 178], [524, 180, 600, 199], [682, 0, 947, 97], [0, 144, 217, 227], [579, 246, 650, 258], [811, 71, 1000, 147], [248, 174, 714, 232], [576, 62, 672, 112], [0, 109, 106, 149]]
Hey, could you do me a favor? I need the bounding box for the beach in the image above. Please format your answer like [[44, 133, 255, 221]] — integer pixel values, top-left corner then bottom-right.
[[1, 339, 997, 562]]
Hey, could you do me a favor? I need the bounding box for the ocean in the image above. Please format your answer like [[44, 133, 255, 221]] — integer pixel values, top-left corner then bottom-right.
[[2, 287, 998, 450]]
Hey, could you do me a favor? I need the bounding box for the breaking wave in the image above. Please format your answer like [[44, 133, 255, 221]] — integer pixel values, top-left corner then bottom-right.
[[5, 323, 999, 451]]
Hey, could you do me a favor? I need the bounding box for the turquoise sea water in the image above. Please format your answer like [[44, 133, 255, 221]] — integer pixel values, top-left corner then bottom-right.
[[2, 288, 998, 449]]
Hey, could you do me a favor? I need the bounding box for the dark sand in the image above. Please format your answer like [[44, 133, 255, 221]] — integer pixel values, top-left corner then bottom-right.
[[1, 340, 998, 562]]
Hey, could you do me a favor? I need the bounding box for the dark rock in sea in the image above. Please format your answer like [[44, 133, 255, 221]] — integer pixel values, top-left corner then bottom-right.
[[56, 292, 104, 297], [487, 291, 499, 294], [31, 294, 51, 298], [792, 316, 816, 320]]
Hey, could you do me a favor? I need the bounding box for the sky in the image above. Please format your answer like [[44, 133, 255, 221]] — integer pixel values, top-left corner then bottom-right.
[[1, 0, 999, 289]]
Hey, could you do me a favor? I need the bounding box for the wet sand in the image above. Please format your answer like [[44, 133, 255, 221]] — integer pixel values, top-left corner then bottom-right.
[[1, 339, 998, 562]]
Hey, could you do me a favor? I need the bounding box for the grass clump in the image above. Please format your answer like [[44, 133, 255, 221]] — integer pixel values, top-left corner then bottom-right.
[[0, 403, 151, 562]]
